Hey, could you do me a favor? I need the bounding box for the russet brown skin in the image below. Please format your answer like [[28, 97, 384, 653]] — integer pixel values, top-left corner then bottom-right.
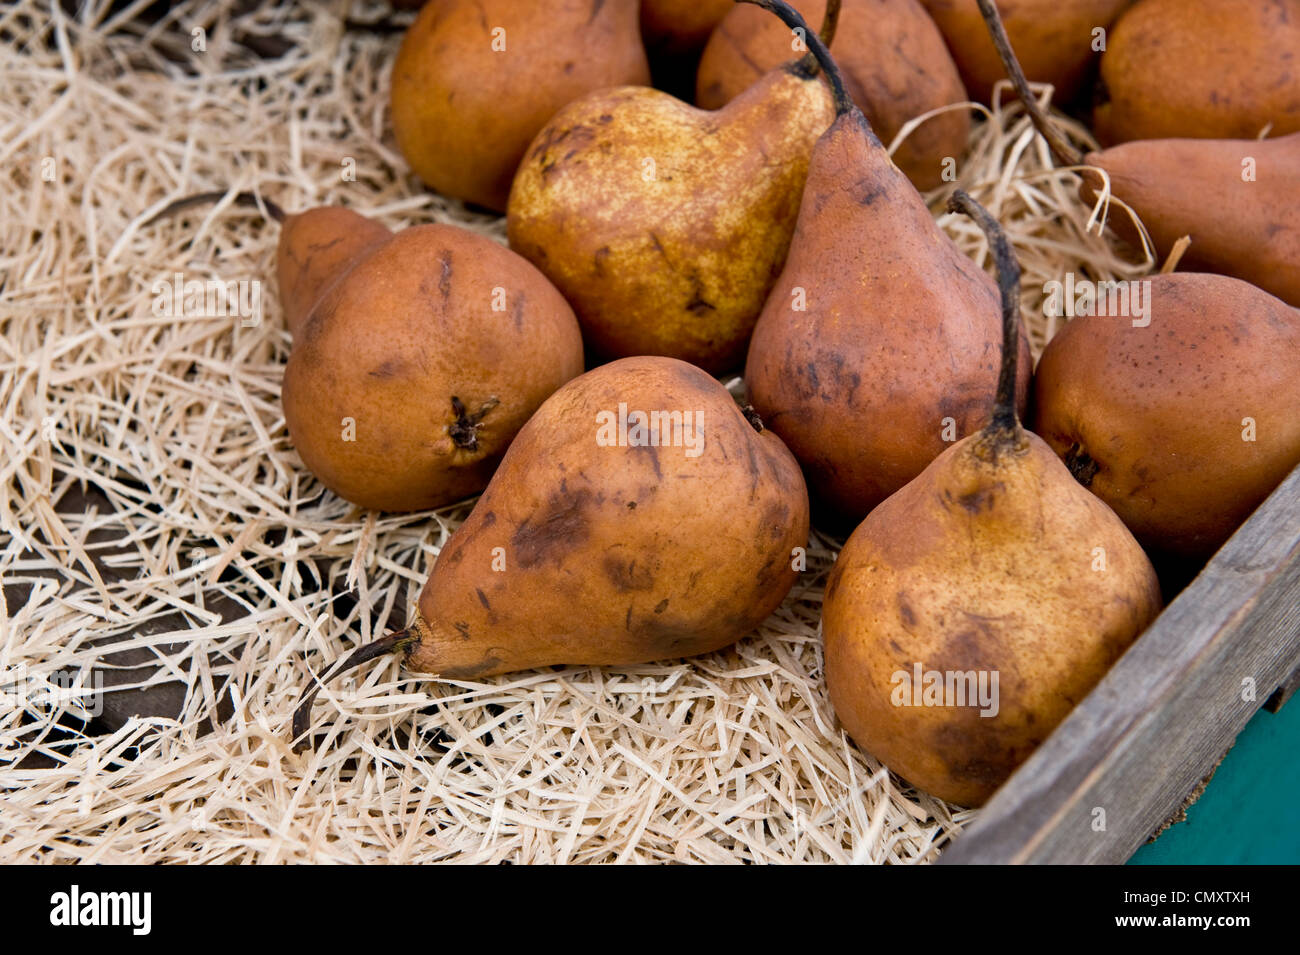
[[1032, 273, 1300, 559], [823, 427, 1162, 806], [1080, 134, 1300, 307], [403, 357, 811, 677], [1094, 0, 1300, 145], [745, 111, 1031, 526], [275, 207, 392, 338], [696, 0, 970, 191], [390, 0, 650, 212], [921, 0, 1133, 104], [506, 65, 836, 374], [282, 224, 584, 512]]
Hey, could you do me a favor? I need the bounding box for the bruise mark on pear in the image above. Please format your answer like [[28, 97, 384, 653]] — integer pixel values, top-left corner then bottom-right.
[[440, 655, 504, 680], [511, 489, 595, 569], [603, 552, 656, 592]]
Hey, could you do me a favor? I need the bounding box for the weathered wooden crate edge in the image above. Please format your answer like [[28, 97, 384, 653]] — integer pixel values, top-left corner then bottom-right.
[[937, 462, 1300, 864]]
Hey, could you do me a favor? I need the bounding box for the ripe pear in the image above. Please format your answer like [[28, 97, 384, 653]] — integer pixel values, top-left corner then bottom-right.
[[822, 192, 1162, 806], [1033, 272, 1300, 560], [921, 0, 1133, 104], [506, 4, 837, 374], [1079, 136, 1300, 307], [697, 0, 970, 190], [742, 2, 1029, 525], [143, 193, 584, 513], [390, 0, 650, 211], [283, 224, 584, 512], [1094, 0, 1300, 144], [293, 356, 811, 747], [974, 0, 1300, 308]]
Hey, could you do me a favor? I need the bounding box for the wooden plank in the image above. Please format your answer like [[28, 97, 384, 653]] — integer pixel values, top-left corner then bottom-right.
[[939, 462, 1300, 865]]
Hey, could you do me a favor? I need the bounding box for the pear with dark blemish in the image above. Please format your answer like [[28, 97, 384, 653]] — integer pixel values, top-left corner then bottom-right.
[[505, 0, 839, 374], [391, 0, 650, 212], [282, 223, 584, 511], [742, 2, 1030, 527], [293, 356, 810, 748], [143, 192, 583, 513], [822, 193, 1160, 806], [1032, 273, 1300, 559]]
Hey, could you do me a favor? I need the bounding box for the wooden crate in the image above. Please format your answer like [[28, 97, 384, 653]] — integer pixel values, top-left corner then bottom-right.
[[939, 462, 1300, 864]]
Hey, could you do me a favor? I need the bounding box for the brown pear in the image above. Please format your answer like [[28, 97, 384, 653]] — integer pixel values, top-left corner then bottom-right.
[[283, 224, 584, 512], [823, 192, 1162, 806], [975, 0, 1300, 308], [742, 2, 1029, 526], [921, 0, 1133, 104], [697, 0, 970, 190], [390, 0, 650, 211], [1094, 0, 1300, 144], [293, 356, 811, 747], [1080, 136, 1300, 307], [506, 13, 836, 374], [143, 193, 583, 513], [275, 206, 393, 338], [1032, 272, 1300, 560]]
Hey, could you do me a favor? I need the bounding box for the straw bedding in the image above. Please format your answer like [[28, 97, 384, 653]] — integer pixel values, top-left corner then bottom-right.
[[1, 0, 1153, 863]]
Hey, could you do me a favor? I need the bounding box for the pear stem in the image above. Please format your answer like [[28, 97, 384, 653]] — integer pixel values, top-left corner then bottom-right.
[[740, 0, 852, 116], [974, 0, 1084, 168], [819, 0, 841, 48], [144, 190, 286, 227], [291, 628, 418, 752], [788, 0, 841, 79], [947, 190, 1021, 436]]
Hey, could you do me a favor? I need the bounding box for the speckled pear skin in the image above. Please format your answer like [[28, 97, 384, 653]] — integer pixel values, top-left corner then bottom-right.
[[744, 110, 1031, 526], [275, 207, 392, 338], [390, 0, 650, 212], [1032, 273, 1300, 558], [282, 224, 584, 512], [823, 427, 1162, 807], [1079, 134, 1300, 307], [696, 0, 970, 190], [921, 0, 1134, 104], [1093, 0, 1300, 145], [404, 357, 810, 678], [505, 66, 837, 374]]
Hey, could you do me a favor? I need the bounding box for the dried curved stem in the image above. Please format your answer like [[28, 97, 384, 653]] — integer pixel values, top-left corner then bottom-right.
[[144, 190, 285, 227], [291, 629, 418, 752], [975, 0, 1084, 167], [742, 0, 852, 115], [947, 190, 1022, 437]]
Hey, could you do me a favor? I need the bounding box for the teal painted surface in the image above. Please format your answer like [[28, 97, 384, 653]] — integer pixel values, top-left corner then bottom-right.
[[1130, 695, 1300, 864]]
